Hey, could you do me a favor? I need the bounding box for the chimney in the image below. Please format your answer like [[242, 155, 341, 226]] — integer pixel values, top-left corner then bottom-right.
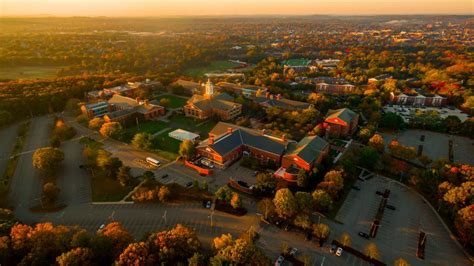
[[208, 135, 214, 145], [136, 97, 141, 104], [227, 127, 233, 134]]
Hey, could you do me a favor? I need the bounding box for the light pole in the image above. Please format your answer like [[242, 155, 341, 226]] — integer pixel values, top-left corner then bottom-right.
[[320, 256, 325, 266], [162, 210, 167, 224], [208, 210, 214, 228]]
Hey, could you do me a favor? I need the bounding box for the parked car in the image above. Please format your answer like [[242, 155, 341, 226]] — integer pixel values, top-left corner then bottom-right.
[[289, 247, 298, 256], [386, 204, 396, 210], [206, 201, 212, 209], [330, 244, 337, 253], [186, 182, 193, 188], [161, 174, 169, 179], [358, 232, 370, 239], [351, 185, 361, 191], [275, 255, 284, 266], [237, 180, 249, 188], [335, 247, 343, 257], [375, 191, 384, 196], [98, 224, 105, 231]]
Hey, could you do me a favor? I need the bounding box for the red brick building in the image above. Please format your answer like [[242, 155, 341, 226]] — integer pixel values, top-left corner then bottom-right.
[[323, 108, 359, 138]]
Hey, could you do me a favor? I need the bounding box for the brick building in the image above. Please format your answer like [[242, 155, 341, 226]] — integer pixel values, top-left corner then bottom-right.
[[323, 108, 359, 138]]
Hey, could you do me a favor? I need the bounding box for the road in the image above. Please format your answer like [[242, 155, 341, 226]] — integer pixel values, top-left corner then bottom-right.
[[5, 116, 472, 266]]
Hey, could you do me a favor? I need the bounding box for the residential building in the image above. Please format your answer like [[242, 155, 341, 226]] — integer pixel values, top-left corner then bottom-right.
[[368, 74, 393, 83], [323, 108, 359, 137], [183, 80, 242, 121], [389, 91, 447, 107]]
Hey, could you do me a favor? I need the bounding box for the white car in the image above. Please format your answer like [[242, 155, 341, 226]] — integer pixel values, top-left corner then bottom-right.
[[289, 247, 298, 256], [275, 255, 284, 266], [336, 247, 343, 257], [98, 224, 105, 231]]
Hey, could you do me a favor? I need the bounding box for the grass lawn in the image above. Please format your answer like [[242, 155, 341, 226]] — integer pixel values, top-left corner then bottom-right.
[[122, 121, 170, 142], [91, 176, 135, 202], [156, 94, 188, 109], [183, 60, 242, 77], [152, 129, 181, 154], [0, 65, 64, 80]]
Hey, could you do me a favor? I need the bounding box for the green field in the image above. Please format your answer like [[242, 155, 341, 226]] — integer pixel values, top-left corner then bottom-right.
[[122, 121, 170, 142], [282, 58, 311, 66], [155, 94, 189, 109], [152, 129, 181, 154], [0, 65, 64, 80], [183, 60, 242, 77]]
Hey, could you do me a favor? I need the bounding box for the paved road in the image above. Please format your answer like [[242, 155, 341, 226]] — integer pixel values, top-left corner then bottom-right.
[[5, 116, 471, 266], [0, 123, 19, 175], [9, 116, 52, 216]]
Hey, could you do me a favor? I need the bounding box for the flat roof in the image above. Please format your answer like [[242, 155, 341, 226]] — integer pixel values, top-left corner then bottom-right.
[[168, 129, 200, 142]]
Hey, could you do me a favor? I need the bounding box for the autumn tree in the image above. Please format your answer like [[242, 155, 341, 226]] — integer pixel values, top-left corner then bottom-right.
[[340, 232, 352, 246], [317, 170, 344, 198], [454, 204, 474, 246], [99, 122, 122, 138], [88, 117, 104, 130], [116, 242, 153, 266], [312, 189, 333, 212], [213, 233, 233, 250], [215, 186, 232, 203], [32, 147, 64, 175], [158, 186, 171, 202], [295, 191, 313, 214], [394, 258, 412, 266], [273, 188, 298, 219], [148, 224, 201, 263], [293, 214, 312, 230], [98, 222, 133, 260], [56, 247, 95, 266], [255, 172, 276, 193], [42, 182, 60, 204], [296, 168, 310, 187], [258, 198, 275, 220], [179, 140, 196, 160], [64, 98, 82, 116], [230, 193, 242, 209], [365, 243, 380, 259], [131, 133, 152, 150], [117, 166, 133, 187], [313, 223, 330, 242], [368, 134, 385, 152], [211, 238, 269, 265]]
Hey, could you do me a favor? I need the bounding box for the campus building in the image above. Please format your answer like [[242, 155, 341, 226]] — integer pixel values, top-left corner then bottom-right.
[[389, 91, 447, 107], [323, 108, 359, 138], [104, 94, 165, 124], [183, 80, 242, 121], [254, 93, 310, 110], [196, 122, 329, 182]]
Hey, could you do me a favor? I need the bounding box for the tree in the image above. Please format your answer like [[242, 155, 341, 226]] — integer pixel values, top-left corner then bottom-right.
[[273, 188, 298, 219], [42, 182, 60, 204], [211, 238, 269, 265], [158, 186, 171, 202], [99, 122, 122, 138], [312, 189, 333, 212], [56, 247, 95, 266], [380, 112, 404, 130], [230, 193, 242, 209], [313, 223, 330, 240], [340, 232, 352, 246], [258, 198, 275, 220], [443, 116, 461, 133], [454, 204, 474, 246], [364, 243, 380, 259], [64, 98, 82, 116], [200, 180, 208, 192], [293, 214, 312, 230], [88, 117, 104, 130], [188, 252, 205, 266], [32, 147, 64, 175], [394, 258, 412, 266], [296, 168, 310, 187], [149, 224, 201, 263], [255, 172, 276, 193], [131, 133, 152, 150], [178, 140, 196, 160], [96, 151, 123, 179], [116, 242, 153, 266], [295, 191, 313, 214], [215, 186, 232, 202], [213, 233, 233, 250], [117, 166, 133, 187], [359, 146, 380, 170], [368, 134, 385, 152], [317, 170, 344, 198], [99, 222, 133, 260]]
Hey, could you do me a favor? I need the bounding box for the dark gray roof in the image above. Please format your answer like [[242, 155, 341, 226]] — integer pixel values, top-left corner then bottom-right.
[[254, 97, 309, 110], [326, 108, 357, 124], [105, 109, 134, 119], [286, 136, 329, 163]]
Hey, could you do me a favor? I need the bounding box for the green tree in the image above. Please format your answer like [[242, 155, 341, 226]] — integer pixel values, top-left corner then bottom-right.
[[293, 214, 312, 230], [296, 168, 310, 187], [131, 132, 152, 150], [56, 247, 95, 266], [313, 223, 330, 240], [215, 186, 232, 202], [295, 191, 313, 214], [179, 140, 196, 160], [32, 147, 65, 175], [443, 116, 461, 133], [258, 198, 276, 220], [99, 122, 122, 138], [65, 98, 82, 116], [0, 110, 12, 127], [42, 182, 60, 204], [359, 146, 380, 170], [380, 112, 404, 130], [312, 189, 333, 212], [273, 188, 298, 219], [255, 172, 276, 192], [159, 98, 170, 107], [188, 252, 206, 266], [200, 180, 208, 192]]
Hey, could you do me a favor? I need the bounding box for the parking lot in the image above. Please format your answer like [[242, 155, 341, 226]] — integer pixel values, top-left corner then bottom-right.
[[383, 105, 469, 123], [333, 174, 471, 266], [382, 129, 474, 165]]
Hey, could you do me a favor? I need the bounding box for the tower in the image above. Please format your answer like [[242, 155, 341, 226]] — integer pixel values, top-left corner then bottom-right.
[[205, 79, 215, 98]]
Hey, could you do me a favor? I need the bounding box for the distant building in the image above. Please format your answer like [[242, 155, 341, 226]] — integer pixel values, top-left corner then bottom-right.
[[323, 108, 359, 138], [104, 94, 165, 124], [81, 102, 111, 118], [368, 74, 393, 83], [87, 80, 160, 100], [217, 82, 267, 98], [254, 93, 310, 110], [389, 91, 447, 107], [313, 77, 356, 94], [171, 79, 202, 94], [183, 80, 242, 121]]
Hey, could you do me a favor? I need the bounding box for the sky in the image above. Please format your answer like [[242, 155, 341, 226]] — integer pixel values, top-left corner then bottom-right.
[[1, 0, 473, 17]]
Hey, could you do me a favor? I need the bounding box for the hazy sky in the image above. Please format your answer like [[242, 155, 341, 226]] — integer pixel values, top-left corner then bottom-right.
[[1, 0, 473, 16]]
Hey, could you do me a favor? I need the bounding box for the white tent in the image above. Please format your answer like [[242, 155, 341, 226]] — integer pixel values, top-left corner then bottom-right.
[[168, 129, 200, 142]]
